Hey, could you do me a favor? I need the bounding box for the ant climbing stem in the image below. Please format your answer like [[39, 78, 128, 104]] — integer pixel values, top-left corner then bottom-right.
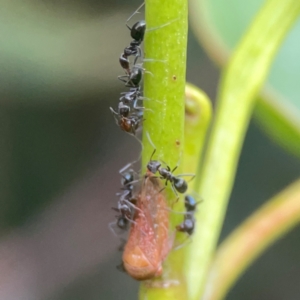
[[145, 132, 195, 200], [119, 3, 146, 71], [176, 195, 198, 236], [172, 194, 201, 251], [109, 154, 147, 237], [110, 108, 144, 136]]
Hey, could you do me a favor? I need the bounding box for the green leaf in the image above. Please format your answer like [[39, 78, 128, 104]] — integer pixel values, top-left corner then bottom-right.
[[189, 0, 300, 157]]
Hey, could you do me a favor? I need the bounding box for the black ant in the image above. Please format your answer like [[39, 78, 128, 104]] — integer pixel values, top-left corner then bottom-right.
[[176, 195, 199, 235], [176, 214, 195, 236], [110, 109, 144, 135], [120, 20, 146, 71], [113, 170, 138, 222], [110, 86, 145, 121], [109, 169, 139, 234], [119, 3, 146, 72], [119, 86, 146, 110], [146, 149, 195, 198]]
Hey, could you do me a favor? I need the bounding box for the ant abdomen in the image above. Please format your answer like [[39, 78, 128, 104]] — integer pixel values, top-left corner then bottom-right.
[[173, 177, 188, 194]]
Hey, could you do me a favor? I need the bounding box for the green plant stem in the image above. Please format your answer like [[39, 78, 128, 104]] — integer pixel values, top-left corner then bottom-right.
[[139, 0, 188, 299], [203, 179, 300, 300], [185, 1, 300, 299]]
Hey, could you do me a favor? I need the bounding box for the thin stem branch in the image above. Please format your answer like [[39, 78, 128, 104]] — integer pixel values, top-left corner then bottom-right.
[[203, 179, 300, 300], [185, 0, 300, 299]]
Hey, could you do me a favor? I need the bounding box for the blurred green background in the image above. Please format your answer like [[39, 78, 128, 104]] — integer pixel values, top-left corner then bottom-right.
[[1, 0, 300, 299]]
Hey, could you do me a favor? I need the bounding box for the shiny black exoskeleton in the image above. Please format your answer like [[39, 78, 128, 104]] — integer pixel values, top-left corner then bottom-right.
[[176, 195, 199, 235], [146, 149, 194, 197], [176, 214, 195, 235], [128, 20, 146, 43], [112, 170, 138, 230], [184, 194, 199, 212], [120, 20, 146, 72], [118, 65, 143, 88]]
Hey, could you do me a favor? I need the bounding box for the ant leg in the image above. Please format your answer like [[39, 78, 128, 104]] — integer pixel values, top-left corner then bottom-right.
[[109, 107, 120, 126], [171, 165, 178, 173], [173, 236, 192, 251], [133, 101, 154, 114], [125, 217, 137, 225], [146, 131, 157, 157], [143, 58, 167, 63], [164, 207, 189, 215], [158, 186, 166, 194], [125, 177, 143, 187], [109, 107, 119, 117], [188, 191, 204, 204], [123, 199, 144, 215], [119, 160, 139, 176], [108, 221, 119, 237], [118, 75, 129, 85], [133, 47, 142, 65], [175, 173, 196, 182], [146, 17, 180, 32], [118, 74, 136, 88], [171, 184, 179, 202]]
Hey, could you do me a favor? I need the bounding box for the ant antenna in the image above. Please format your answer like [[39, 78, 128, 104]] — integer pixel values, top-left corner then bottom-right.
[[126, 2, 145, 26], [132, 134, 144, 163], [146, 131, 157, 150]]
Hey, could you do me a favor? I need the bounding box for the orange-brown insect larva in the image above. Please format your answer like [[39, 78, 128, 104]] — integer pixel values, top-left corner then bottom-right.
[[122, 175, 171, 280]]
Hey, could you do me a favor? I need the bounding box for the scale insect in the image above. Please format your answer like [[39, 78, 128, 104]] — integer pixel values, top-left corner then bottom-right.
[[122, 174, 172, 280]]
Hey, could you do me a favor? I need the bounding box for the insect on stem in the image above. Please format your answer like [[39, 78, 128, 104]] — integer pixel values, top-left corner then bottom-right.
[[122, 175, 172, 280]]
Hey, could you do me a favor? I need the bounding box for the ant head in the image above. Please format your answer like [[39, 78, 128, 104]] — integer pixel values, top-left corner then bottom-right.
[[147, 160, 161, 174], [173, 177, 188, 194], [131, 20, 146, 42], [184, 195, 198, 212]]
